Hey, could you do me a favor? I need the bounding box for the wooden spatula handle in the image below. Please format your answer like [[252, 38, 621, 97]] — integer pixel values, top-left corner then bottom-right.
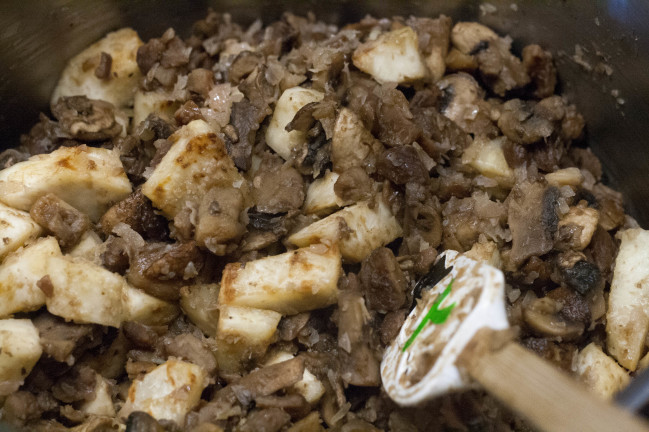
[[465, 342, 649, 432]]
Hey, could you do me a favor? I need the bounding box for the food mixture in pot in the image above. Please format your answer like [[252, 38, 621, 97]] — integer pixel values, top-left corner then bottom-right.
[[0, 9, 646, 432]]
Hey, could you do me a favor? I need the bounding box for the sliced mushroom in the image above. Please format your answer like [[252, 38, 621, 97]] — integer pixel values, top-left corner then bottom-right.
[[497, 96, 568, 145], [555, 205, 600, 251], [523, 296, 584, 340], [451, 22, 499, 55], [51, 95, 125, 141], [555, 250, 603, 296], [436, 73, 497, 135]]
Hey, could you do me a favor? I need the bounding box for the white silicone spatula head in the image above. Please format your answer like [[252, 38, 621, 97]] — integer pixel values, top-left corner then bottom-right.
[[381, 251, 649, 432], [381, 250, 509, 406]]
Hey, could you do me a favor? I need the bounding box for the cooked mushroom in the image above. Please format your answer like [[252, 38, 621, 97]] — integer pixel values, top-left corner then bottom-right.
[[450, 22, 498, 55], [497, 98, 559, 145], [523, 296, 585, 340], [436, 73, 497, 135], [51, 95, 125, 141], [451, 21, 530, 96]]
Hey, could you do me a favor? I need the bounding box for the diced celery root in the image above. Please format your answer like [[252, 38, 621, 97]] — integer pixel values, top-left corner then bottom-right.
[[288, 199, 402, 262], [0, 203, 42, 263], [575, 343, 629, 399], [216, 305, 281, 373], [265, 87, 324, 160], [0, 146, 132, 222], [462, 136, 513, 185], [80, 374, 116, 417], [119, 359, 208, 425], [558, 206, 599, 250], [606, 228, 649, 371], [304, 171, 347, 216], [133, 89, 180, 127], [352, 27, 427, 84], [0, 231, 175, 327], [66, 230, 102, 261], [45, 255, 128, 327], [142, 120, 243, 219], [180, 284, 220, 337], [219, 245, 342, 315], [0, 319, 43, 396], [51, 28, 143, 108], [464, 240, 502, 269], [545, 167, 583, 187], [0, 237, 60, 318], [123, 286, 179, 326]]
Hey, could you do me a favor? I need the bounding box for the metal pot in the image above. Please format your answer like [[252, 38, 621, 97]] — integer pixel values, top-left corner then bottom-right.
[[1, 1, 649, 429]]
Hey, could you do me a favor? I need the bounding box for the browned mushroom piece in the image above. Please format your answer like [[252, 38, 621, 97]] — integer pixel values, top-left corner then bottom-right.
[[51, 95, 124, 141], [436, 72, 497, 136], [127, 241, 205, 301], [30, 193, 90, 248], [195, 186, 246, 255], [523, 296, 585, 341]]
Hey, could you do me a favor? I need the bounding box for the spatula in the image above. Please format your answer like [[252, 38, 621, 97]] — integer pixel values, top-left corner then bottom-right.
[[381, 250, 649, 432]]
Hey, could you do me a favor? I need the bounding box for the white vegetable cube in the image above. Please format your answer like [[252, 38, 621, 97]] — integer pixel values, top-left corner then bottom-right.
[[66, 230, 102, 262], [219, 245, 342, 315], [575, 343, 629, 400], [0, 236, 60, 318], [51, 28, 143, 108], [217, 305, 281, 344], [606, 228, 649, 370], [133, 89, 180, 127], [0, 319, 43, 396], [461, 136, 513, 185], [142, 119, 243, 219], [352, 27, 427, 84], [80, 373, 115, 417], [119, 359, 208, 425], [266, 351, 325, 404], [0, 146, 132, 222], [265, 87, 324, 160], [288, 199, 402, 263], [216, 305, 281, 372], [304, 171, 347, 216], [123, 286, 179, 326], [180, 284, 220, 337], [294, 368, 326, 405], [330, 108, 383, 173], [45, 255, 127, 327], [0, 203, 42, 263]]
